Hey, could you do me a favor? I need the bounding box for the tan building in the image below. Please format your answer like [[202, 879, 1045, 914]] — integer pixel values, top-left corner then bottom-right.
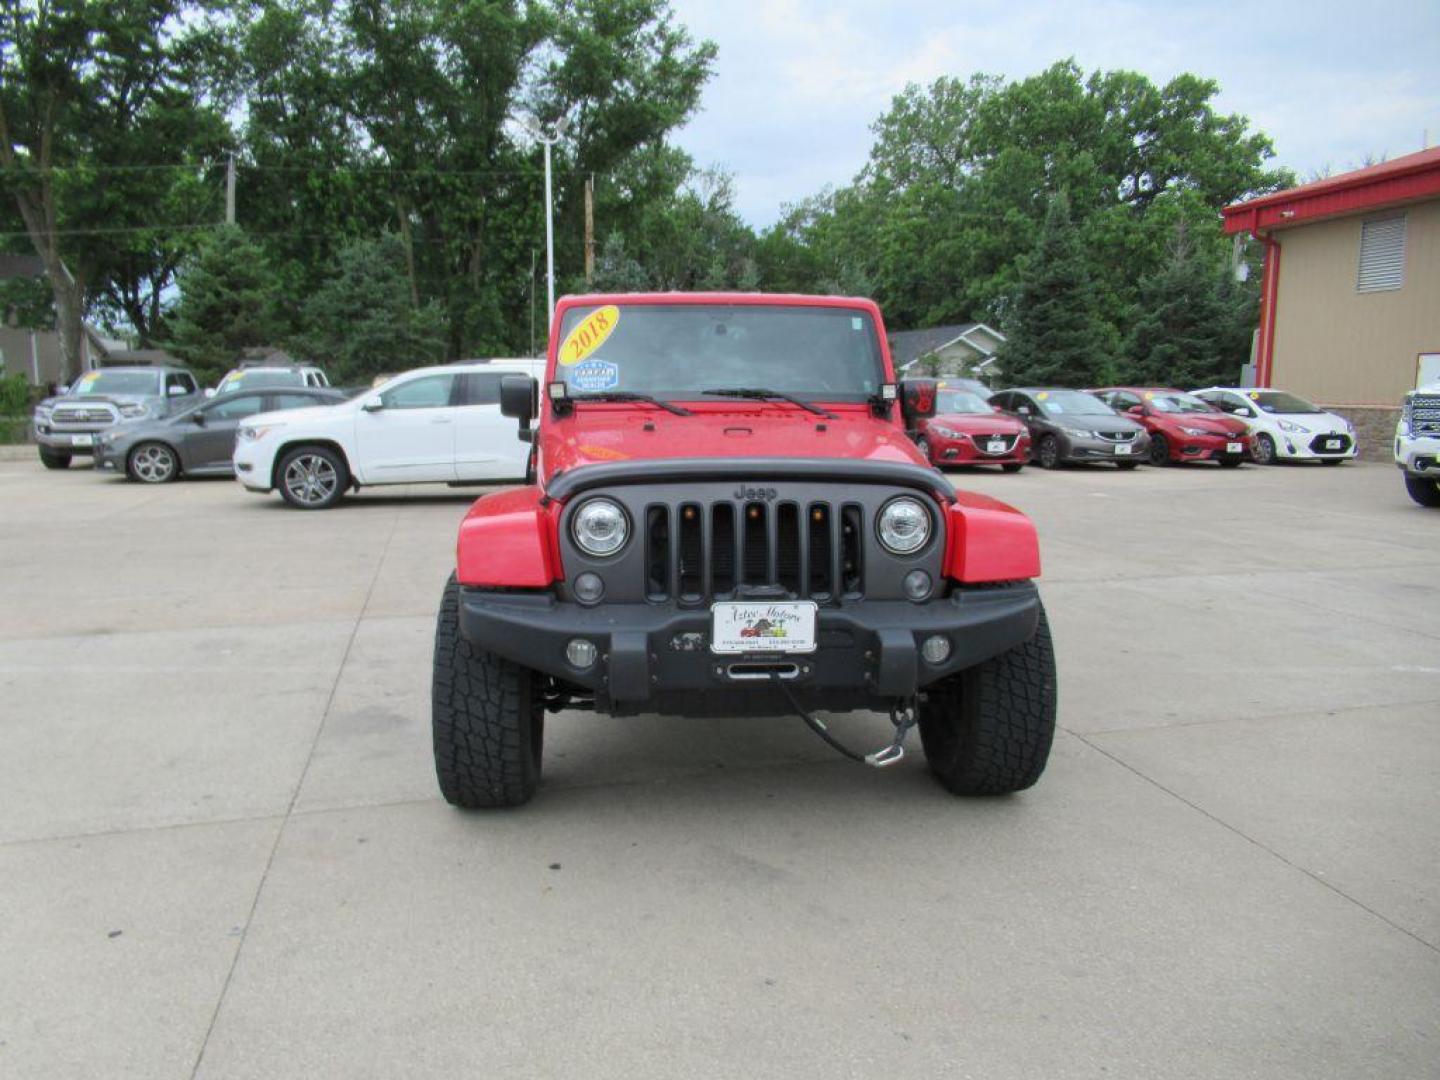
[[1223, 147, 1440, 450]]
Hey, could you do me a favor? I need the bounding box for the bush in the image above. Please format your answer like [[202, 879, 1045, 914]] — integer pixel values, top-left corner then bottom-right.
[[0, 373, 30, 414]]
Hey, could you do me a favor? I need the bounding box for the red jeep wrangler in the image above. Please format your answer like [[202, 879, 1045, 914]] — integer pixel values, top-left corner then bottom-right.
[[432, 294, 1056, 807]]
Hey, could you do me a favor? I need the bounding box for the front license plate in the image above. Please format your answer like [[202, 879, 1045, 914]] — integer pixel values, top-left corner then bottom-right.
[[1226, 441, 1243, 454], [1113, 443, 1132, 455], [71, 434, 93, 447], [986, 439, 1007, 454], [711, 601, 818, 654], [1324, 438, 1342, 450]]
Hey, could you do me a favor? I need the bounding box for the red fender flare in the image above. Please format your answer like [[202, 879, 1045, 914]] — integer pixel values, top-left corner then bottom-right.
[[456, 487, 562, 587], [942, 491, 1041, 583]]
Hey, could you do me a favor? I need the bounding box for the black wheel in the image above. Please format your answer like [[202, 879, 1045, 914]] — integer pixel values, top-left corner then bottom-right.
[[1404, 474, 1440, 507], [1115, 461, 1140, 470], [1252, 433, 1277, 465], [1001, 463, 1023, 474], [1036, 435, 1061, 469], [126, 441, 178, 483], [919, 601, 1057, 795], [277, 445, 348, 509], [1218, 457, 1243, 469], [1321, 458, 1344, 467], [1148, 433, 1170, 466], [432, 574, 543, 808], [38, 447, 72, 470]]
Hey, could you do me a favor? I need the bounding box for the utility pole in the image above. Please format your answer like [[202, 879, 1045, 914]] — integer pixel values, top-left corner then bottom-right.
[[529, 248, 538, 358], [520, 115, 568, 325], [584, 173, 595, 285], [225, 154, 236, 225]]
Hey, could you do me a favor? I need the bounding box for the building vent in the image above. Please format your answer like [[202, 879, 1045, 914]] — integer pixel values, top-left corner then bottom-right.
[[1357, 215, 1406, 293]]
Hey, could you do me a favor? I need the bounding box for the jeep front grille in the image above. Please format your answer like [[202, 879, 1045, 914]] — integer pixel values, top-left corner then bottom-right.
[[643, 499, 862, 603]]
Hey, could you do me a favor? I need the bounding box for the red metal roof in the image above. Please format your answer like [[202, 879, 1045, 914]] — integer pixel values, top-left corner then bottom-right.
[[1223, 146, 1440, 234]]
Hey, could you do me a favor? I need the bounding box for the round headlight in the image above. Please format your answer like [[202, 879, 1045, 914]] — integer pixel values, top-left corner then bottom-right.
[[572, 498, 629, 557], [877, 497, 931, 555]]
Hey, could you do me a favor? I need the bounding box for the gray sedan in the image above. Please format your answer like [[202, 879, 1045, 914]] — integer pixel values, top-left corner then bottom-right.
[[94, 387, 344, 483]]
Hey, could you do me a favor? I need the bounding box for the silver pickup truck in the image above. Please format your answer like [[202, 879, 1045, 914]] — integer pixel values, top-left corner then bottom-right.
[[1396, 378, 1440, 507], [32, 365, 202, 469]]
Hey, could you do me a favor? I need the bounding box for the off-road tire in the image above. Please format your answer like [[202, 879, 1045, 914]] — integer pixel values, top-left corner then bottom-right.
[[1037, 435, 1061, 469], [432, 574, 543, 808], [1001, 462, 1023, 473], [1404, 474, 1440, 507], [38, 447, 72, 470], [919, 602, 1057, 795], [277, 445, 349, 510], [1148, 433, 1170, 466], [1253, 433, 1277, 465]]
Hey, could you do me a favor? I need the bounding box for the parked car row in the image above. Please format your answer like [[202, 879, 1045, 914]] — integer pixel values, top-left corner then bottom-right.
[[912, 381, 1359, 473]]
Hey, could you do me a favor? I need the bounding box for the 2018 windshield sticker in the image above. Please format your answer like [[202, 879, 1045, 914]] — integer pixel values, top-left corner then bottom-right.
[[571, 358, 619, 391], [559, 305, 620, 366]]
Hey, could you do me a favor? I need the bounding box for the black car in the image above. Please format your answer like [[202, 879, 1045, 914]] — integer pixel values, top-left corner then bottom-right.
[[989, 387, 1150, 469], [93, 386, 344, 483]]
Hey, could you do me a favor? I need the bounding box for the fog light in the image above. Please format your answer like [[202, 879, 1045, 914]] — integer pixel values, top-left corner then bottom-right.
[[921, 635, 951, 665], [565, 638, 598, 669], [903, 569, 932, 601], [573, 572, 604, 604]]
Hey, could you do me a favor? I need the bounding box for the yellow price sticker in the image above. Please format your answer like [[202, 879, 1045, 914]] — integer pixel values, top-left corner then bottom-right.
[[559, 305, 620, 366], [1143, 391, 1155, 400], [1036, 391, 1049, 400]]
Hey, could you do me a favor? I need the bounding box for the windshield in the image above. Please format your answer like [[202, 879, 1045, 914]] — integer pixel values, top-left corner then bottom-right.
[[1247, 390, 1322, 414], [936, 389, 993, 414], [553, 303, 885, 401], [73, 370, 159, 396], [218, 370, 302, 393], [1147, 391, 1218, 415], [1034, 390, 1115, 417]]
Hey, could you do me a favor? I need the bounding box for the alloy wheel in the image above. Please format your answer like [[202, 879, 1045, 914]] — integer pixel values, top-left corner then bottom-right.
[[1253, 433, 1276, 465], [283, 453, 339, 506], [130, 443, 176, 483]]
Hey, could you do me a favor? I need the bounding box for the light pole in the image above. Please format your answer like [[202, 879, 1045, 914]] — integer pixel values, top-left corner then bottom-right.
[[520, 115, 568, 326]]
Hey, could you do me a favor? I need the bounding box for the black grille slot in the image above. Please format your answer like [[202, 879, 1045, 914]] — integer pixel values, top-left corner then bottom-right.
[[807, 503, 832, 598], [777, 503, 801, 594], [678, 503, 703, 600], [840, 505, 863, 595], [646, 506, 669, 599], [711, 504, 736, 594], [742, 503, 768, 583]]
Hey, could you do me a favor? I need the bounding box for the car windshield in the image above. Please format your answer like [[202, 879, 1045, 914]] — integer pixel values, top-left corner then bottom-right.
[[217, 370, 302, 393], [553, 303, 885, 402], [73, 370, 159, 395], [1147, 392, 1217, 415], [1247, 390, 1322, 414], [1034, 390, 1114, 417], [936, 389, 993, 414]]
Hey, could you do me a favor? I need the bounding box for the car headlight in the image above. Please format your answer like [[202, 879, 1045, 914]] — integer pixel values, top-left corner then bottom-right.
[[33, 406, 52, 423], [929, 425, 960, 439], [571, 498, 629, 557], [1061, 427, 1091, 439], [238, 423, 283, 442], [1277, 419, 1310, 433], [118, 402, 148, 419], [877, 497, 932, 555], [1180, 426, 1210, 436]]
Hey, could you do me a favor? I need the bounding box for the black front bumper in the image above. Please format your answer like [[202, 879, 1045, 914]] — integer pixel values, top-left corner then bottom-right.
[[459, 584, 1041, 716]]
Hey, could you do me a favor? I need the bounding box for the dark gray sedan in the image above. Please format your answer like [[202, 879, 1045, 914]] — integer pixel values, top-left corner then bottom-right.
[[94, 387, 345, 483], [989, 387, 1150, 469]]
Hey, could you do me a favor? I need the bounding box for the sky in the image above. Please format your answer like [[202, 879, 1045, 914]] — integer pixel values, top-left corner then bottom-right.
[[666, 0, 1440, 227]]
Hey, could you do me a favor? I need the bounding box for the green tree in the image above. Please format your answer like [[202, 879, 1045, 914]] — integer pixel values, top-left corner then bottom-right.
[[291, 234, 447, 383], [999, 193, 1115, 387], [166, 226, 283, 380]]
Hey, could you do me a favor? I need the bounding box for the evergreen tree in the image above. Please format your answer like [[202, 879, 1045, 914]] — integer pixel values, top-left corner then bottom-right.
[[1123, 224, 1258, 387], [166, 227, 284, 381], [999, 194, 1115, 386], [291, 235, 447, 383]]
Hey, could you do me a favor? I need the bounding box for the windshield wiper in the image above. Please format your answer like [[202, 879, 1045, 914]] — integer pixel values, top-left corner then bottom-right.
[[568, 391, 692, 416], [702, 387, 838, 419]]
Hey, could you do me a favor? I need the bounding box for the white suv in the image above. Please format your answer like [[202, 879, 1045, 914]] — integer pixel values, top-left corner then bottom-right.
[[1192, 387, 1358, 465], [233, 359, 542, 509], [1396, 378, 1440, 507]]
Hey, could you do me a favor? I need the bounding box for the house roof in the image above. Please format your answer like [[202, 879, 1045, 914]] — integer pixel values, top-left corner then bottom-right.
[[1223, 145, 1440, 235], [0, 253, 46, 279], [99, 348, 184, 367], [888, 323, 1004, 369]]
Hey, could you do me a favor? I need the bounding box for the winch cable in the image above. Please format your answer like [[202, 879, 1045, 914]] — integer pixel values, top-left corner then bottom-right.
[[770, 673, 919, 768]]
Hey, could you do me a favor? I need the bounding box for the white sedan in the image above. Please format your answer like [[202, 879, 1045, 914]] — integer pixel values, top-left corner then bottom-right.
[[233, 359, 541, 508], [1192, 387, 1358, 466]]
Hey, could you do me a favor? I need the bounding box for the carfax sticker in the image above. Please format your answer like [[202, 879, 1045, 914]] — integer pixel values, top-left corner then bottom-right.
[[570, 358, 619, 391], [559, 304, 620, 366]]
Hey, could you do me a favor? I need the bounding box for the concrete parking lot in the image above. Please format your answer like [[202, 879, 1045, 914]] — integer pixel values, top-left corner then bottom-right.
[[1, 452, 1437, 1079]]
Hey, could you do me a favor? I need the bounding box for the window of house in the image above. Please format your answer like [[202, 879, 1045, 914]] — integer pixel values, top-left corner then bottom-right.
[[1357, 215, 1406, 293]]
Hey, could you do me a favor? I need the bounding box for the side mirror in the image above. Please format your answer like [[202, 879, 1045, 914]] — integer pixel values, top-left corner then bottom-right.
[[203, 387, 216, 398], [500, 374, 539, 442], [899, 378, 938, 428], [167, 384, 187, 396], [361, 396, 384, 412], [1017, 405, 1032, 416], [1126, 404, 1145, 416]]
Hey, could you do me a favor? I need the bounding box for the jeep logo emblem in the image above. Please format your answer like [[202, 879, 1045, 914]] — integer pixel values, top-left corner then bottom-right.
[[734, 485, 777, 501]]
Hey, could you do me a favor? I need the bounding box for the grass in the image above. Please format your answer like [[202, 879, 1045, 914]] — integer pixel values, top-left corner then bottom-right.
[[0, 416, 32, 445]]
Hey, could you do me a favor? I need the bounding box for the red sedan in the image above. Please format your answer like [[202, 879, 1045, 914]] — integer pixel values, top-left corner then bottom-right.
[[915, 387, 1031, 471], [1092, 387, 1251, 467]]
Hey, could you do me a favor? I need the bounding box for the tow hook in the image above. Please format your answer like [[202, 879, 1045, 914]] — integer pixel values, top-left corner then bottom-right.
[[865, 700, 920, 768]]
